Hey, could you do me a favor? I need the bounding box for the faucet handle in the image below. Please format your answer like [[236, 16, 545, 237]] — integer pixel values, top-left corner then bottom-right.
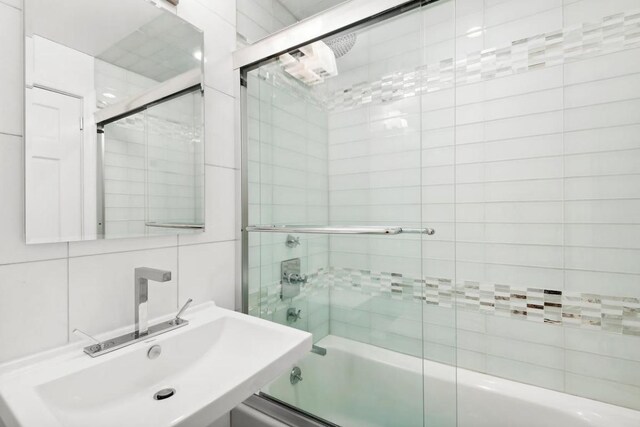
[[286, 234, 301, 248], [174, 298, 193, 323], [73, 328, 104, 351]]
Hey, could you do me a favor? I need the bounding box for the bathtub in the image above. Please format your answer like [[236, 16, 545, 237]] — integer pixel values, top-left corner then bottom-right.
[[264, 335, 640, 427]]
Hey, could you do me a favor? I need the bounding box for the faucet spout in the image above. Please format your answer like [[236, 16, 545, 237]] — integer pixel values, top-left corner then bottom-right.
[[135, 267, 172, 337]]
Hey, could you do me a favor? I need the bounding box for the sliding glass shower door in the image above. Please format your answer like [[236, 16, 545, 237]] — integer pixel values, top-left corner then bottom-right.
[[243, 0, 640, 425], [243, 2, 457, 425]]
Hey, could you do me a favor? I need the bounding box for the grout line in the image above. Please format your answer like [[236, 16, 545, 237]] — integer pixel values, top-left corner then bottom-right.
[[203, 162, 240, 170], [0, 130, 21, 138], [0, 1, 21, 11], [176, 235, 180, 309], [560, 11, 568, 390], [66, 242, 70, 343], [178, 238, 238, 247], [328, 121, 640, 150], [329, 169, 640, 183], [329, 144, 640, 166], [66, 245, 179, 260], [0, 256, 69, 268]]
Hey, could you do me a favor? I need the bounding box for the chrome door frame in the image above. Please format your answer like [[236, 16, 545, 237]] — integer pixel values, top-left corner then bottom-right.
[[233, 0, 423, 70]]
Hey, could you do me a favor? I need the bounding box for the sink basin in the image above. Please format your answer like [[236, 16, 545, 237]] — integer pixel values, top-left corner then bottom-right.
[[0, 302, 311, 427]]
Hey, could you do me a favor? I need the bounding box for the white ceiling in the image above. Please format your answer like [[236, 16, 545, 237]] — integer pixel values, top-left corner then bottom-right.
[[277, 0, 349, 21]]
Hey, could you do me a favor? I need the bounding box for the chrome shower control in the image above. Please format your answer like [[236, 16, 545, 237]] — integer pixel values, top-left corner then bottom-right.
[[286, 234, 301, 248], [281, 258, 305, 300], [290, 367, 303, 385], [287, 308, 302, 323]]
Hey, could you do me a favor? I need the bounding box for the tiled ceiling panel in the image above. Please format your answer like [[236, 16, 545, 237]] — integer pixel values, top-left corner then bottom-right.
[[277, 0, 349, 20], [97, 13, 203, 83]]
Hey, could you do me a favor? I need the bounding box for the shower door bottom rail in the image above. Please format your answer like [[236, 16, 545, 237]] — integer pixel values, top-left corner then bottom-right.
[[245, 225, 435, 235]]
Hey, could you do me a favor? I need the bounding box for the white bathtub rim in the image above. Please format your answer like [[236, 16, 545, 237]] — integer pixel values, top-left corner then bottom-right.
[[315, 335, 640, 425]]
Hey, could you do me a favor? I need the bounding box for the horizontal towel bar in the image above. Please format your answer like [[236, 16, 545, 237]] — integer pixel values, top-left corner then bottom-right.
[[146, 222, 205, 229], [245, 225, 435, 235]]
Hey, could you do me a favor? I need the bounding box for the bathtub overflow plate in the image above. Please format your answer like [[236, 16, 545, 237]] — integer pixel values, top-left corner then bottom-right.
[[147, 345, 162, 360]]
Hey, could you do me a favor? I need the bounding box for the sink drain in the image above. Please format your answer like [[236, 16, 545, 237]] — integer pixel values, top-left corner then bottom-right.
[[154, 388, 176, 400]]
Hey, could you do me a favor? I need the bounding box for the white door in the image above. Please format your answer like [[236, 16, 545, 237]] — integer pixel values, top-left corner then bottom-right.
[[25, 87, 83, 243]]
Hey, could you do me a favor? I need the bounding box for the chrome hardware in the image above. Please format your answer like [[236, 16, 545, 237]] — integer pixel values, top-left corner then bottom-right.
[[79, 268, 189, 358], [79, 318, 188, 357], [173, 298, 193, 324], [154, 387, 176, 400], [311, 345, 327, 356], [286, 234, 301, 248], [287, 308, 302, 323], [147, 345, 162, 360], [248, 225, 401, 234], [95, 69, 201, 125], [135, 267, 172, 338], [246, 225, 436, 235], [145, 222, 204, 229], [403, 227, 435, 235], [281, 258, 304, 300], [73, 329, 104, 352], [290, 367, 303, 385], [283, 272, 307, 285]]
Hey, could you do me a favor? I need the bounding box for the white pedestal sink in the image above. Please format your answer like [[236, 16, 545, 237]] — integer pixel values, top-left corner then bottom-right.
[[0, 302, 311, 427]]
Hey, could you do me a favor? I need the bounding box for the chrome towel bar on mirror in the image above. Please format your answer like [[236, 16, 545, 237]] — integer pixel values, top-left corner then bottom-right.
[[146, 222, 205, 229], [245, 225, 435, 235]]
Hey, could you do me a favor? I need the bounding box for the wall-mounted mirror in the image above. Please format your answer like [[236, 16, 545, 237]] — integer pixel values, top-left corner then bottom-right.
[[24, 0, 205, 244]]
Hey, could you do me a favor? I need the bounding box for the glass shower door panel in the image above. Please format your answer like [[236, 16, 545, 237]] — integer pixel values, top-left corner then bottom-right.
[[245, 3, 440, 425], [246, 69, 330, 338], [420, 1, 457, 425]]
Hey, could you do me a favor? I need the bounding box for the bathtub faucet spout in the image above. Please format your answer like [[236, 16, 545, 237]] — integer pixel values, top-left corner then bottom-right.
[[311, 345, 327, 356]]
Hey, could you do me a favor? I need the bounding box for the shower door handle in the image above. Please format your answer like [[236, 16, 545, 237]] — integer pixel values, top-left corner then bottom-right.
[[245, 225, 435, 235], [401, 228, 435, 235]]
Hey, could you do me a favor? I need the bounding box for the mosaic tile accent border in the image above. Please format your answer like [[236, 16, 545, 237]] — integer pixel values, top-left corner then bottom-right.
[[329, 267, 640, 337], [324, 9, 640, 111], [251, 266, 640, 336]]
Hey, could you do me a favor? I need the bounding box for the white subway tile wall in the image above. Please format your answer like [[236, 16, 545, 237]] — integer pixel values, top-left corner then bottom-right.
[[0, 0, 238, 369], [247, 0, 640, 411]]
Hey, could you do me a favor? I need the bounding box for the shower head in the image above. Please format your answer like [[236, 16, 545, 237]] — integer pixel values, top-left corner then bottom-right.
[[326, 33, 357, 58]]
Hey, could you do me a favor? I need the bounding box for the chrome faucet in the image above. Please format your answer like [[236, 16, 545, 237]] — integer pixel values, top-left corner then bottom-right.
[[76, 267, 190, 357], [135, 267, 172, 337]]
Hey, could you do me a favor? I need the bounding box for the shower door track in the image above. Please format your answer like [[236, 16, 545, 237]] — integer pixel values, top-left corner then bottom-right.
[[240, 393, 340, 427]]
